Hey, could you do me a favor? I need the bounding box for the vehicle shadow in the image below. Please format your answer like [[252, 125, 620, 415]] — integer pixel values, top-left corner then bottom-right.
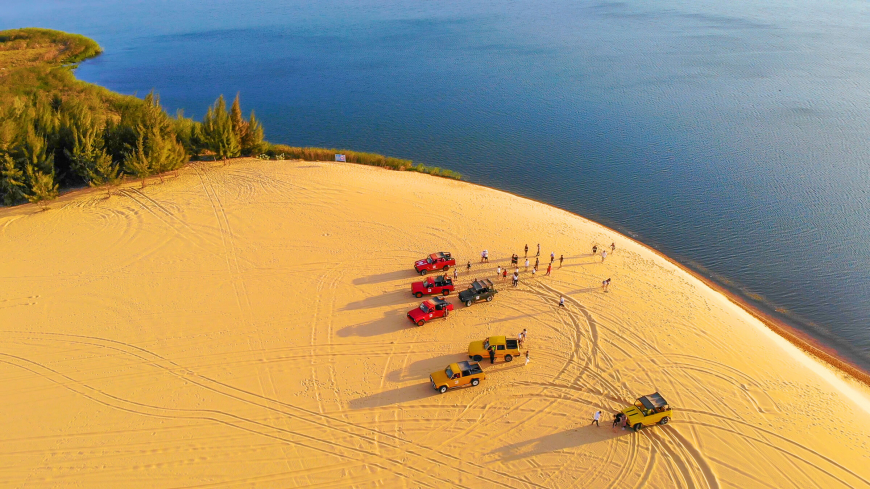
[[336, 310, 406, 337], [348, 383, 435, 409], [487, 425, 633, 462], [386, 354, 462, 382], [352, 269, 416, 285], [340, 290, 411, 311]]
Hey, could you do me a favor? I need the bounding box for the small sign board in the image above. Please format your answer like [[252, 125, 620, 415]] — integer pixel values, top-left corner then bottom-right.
[[335, 154, 346, 162]]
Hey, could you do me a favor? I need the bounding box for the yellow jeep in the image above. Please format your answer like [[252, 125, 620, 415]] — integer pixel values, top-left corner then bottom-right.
[[468, 336, 521, 362], [430, 361, 485, 393], [618, 392, 672, 431]]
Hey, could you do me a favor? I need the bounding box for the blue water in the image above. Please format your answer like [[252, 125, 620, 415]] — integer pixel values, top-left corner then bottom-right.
[[5, 1, 870, 369]]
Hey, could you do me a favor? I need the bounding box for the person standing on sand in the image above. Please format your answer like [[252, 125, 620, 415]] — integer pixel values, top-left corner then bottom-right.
[[545, 264, 552, 276], [525, 258, 529, 270], [622, 414, 629, 430], [601, 250, 607, 262], [524, 244, 528, 258], [503, 268, 508, 281], [467, 261, 472, 273], [550, 251, 555, 263], [483, 250, 489, 262], [592, 245, 597, 255], [453, 268, 458, 281], [559, 254, 564, 267], [611, 242, 615, 253], [612, 413, 621, 429], [489, 346, 496, 364], [531, 267, 537, 278], [559, 296, 565, 307], [522, 328, 527, 344], [592, 411, 601, 427], [534, 257, 539, 270], [525, 350, 530, 366], [536, 243, 541, 257], [497, 266, 501, 278], [602, 278, 611, 292]]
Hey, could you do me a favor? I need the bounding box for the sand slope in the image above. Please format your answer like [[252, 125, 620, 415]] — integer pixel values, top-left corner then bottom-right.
[[1, 159, 869, 488]]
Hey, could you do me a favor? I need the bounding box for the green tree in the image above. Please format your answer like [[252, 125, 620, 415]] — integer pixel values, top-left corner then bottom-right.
[[139, 92, 187, 180], [242, 111, 264, 155], [0, 154, 28, 205], [202, 95, 239, 163], [173, 109, 205, 159], [63, 112, 110, 184], [87, 151, 121, 196], [123, 133, 151, 188], [25, 164, 58, 210], [229, 94, 264, 156]]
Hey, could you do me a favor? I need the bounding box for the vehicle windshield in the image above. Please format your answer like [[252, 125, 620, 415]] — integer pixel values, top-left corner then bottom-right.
[[419, 304, 430, 313], [426, 257, 433, 264], [445, 367, 454, 378], [423, 280, 432, 287], [483, 340, 490, 350]]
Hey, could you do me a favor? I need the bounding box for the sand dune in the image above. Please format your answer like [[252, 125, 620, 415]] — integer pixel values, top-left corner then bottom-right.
[[1, 158, 869, 488]]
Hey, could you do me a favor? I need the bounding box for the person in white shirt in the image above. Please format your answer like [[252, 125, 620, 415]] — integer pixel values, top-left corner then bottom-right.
[[592, 410, 601, 427]]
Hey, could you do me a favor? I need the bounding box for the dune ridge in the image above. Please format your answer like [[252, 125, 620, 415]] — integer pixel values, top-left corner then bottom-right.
[[1, 158, 868, 488]]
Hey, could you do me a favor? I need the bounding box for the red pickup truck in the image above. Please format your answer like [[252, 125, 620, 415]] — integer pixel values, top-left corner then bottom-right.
[[411, 275, 455, 298], [414, 252, 455, 275], [407, 297, 454, 326]]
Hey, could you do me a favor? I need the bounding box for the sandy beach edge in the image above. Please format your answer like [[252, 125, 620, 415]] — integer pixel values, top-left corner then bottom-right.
[[13, 158, 870, 393]]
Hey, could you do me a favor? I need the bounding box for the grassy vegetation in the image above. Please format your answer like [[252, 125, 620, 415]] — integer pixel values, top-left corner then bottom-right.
[[0, 28, 459, 207], [263, 145, 461, 179]]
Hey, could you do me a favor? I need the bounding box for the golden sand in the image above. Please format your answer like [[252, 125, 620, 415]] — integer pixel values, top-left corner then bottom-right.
[[1, 158, 869, 488]]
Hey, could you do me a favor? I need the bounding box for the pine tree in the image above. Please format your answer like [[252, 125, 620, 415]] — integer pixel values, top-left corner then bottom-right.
[[64, 115, 109, 184], [123, 133, 151, 188], [87, 151, 121, 196], [242, 111, 264, 156], [18, 129, 56, 177], [202, 95, 240, 163], [0, 154, 28, 205], [25, 164, 59, 210], [230, 93, 248, 146]]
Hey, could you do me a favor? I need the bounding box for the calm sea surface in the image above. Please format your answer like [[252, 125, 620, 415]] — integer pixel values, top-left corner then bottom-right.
[[5, 1, 870, 369]]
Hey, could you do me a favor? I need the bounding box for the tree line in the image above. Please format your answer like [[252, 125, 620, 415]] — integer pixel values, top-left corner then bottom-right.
[[0, 90, 264, 206]]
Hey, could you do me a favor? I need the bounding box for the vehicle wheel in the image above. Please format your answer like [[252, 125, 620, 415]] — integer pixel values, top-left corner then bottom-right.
[[439, 385, 448, 394], [442, 265, 449, 271], [442, 289, 450, 296], [472, 355, 483, 362], [471, 379, 479, 386], [416, 320, 425, 327], [504, 354, 513, 362], [633, 424, 643, 432], [420, 269, 427, 276], [465, 300, 472, 307], [486, 295, 493, 302], [415, 292, 423, 298], [658, 416, 670, 425]]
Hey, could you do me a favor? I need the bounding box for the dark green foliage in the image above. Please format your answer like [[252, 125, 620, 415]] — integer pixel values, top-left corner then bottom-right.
[[25, 164, 58, 209], [88, 151, 121, 195], [0, 154, 28, 205], [123, 133, 151, 187]]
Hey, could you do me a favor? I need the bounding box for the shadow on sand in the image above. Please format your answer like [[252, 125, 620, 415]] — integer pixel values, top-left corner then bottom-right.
[[353, 269, 416, 285], [336, 310, 407, 337], [340, 290, 411, 311], [348, 383, 435, 409], [386, 354, 463, 382], [487, 425, 635, 462]]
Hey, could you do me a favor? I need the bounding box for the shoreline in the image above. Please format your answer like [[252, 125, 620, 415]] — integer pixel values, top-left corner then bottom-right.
[[405, 166, 870, 390]]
